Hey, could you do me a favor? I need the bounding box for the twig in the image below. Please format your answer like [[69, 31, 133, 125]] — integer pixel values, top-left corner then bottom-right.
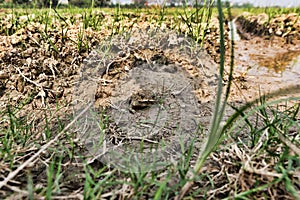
[[50, 194, 84, 200], [106, 53, 131, 75], [171, 83, 191, 96], [3, 184, 29, 195], [14, 66, 43, 88], [174, 181, 194, 200], [119, 136, 158, 144], [0, 102, 93, 190], [277, 128, 300, 156], [14, 65, 56, 107]]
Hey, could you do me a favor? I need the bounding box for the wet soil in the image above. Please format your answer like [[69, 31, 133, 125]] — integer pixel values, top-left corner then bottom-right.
[[228, 13, 300, 103]]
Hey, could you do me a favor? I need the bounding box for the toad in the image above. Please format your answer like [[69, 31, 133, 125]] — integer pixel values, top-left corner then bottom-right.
[[129, 89, 157, 113]]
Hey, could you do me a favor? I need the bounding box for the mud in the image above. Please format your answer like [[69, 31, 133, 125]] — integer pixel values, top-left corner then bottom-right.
[[229, 13, 300, 103]]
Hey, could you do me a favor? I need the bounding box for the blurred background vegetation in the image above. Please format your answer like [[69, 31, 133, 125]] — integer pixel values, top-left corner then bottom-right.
[[1, 0, 110, 8], [0, 0, 260, 9]]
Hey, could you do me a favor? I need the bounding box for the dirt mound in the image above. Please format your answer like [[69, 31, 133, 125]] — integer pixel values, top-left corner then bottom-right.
[[235, 12, 300, 42], [0, 9, 225, 174], [0, 14, 106, 127], [73, 28, 219, 172]]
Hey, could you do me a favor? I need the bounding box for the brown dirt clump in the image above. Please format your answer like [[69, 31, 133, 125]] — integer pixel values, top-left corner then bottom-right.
[[235, 12, 300, 42]]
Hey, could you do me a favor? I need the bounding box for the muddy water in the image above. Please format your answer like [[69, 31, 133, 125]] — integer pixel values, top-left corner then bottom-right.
[[253, 50, 300, 72], [248, 52, 300, 84], [230, 20, 300, 101], [231, 19, 300, 74], [228, 20, 241, 41]]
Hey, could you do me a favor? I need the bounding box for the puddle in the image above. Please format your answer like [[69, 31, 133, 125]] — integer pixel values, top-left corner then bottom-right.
[[232, 17, 300, 84], [231, 17, 300, 75], [227, 17, 300, 103], [250, 50, 300, 73], [247, 51, 300, 83], [228, 20, 241, 41]]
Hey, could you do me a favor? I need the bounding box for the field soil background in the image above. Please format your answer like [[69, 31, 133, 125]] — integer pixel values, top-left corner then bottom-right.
[[0, 6, 299, 199]]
